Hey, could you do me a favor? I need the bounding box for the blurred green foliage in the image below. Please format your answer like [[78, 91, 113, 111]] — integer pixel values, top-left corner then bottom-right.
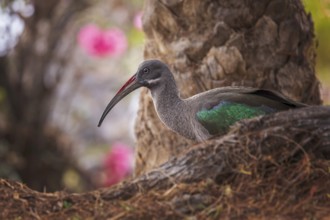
[[128, 28, 144, 46], [304, 0, 330, 83]]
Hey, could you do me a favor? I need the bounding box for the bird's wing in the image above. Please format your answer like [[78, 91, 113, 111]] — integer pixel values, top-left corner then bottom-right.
[[193, 87, 308, 108], [194, 88, 306, 135], [241, 89, 308, 108]]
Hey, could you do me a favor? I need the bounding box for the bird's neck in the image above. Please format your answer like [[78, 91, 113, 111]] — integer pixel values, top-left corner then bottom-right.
[[150, 80, 182, 116], [150, 82, 196, 140]]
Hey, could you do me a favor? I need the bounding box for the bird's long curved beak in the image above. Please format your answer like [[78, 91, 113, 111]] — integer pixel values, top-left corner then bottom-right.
[[98, 74, 142, 127]]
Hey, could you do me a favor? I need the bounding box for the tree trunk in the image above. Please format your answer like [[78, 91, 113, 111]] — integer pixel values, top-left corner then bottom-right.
[[135, 0, 321, 175], [0, 0, 91, 191]]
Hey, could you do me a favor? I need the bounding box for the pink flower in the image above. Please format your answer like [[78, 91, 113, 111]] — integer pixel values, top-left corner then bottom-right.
[[103, 143, 134, 186], [133, 12, 143, 30], [77, 24, 127, 57]]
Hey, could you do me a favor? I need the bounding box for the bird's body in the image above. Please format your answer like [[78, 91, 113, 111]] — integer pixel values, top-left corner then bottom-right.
[[149, 85, 305, 140], [98, 60, 306, 141]]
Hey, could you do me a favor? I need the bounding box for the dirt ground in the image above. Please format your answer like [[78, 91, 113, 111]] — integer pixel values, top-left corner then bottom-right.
[[1, 161, 329, 220], [1, 108, 330, 219]]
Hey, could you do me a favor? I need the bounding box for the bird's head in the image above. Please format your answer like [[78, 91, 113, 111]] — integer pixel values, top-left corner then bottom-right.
[[135, 59, 172, 88], [98, 59, 170, 127]]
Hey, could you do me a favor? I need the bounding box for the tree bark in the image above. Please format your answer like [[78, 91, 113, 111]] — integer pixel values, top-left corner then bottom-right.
[[1, 106, 329, 219], [106, 106, 330, 199], [135, 0, 321, 175]]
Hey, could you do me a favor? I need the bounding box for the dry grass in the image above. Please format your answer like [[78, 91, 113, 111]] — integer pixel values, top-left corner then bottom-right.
[[0, 107, 329, 219]]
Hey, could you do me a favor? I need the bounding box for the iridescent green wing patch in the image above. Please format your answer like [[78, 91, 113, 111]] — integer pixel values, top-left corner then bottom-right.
[[196, 101, 271, 135]]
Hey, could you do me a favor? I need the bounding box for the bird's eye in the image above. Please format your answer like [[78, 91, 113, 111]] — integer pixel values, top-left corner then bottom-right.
[[143, 68, 149, 74]]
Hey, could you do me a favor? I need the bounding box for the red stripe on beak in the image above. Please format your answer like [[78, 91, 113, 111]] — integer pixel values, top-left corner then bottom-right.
[[116, 74, 137, 95]]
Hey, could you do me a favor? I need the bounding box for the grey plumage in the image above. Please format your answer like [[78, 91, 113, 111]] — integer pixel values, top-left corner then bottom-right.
[[98, 60, 307, 141]]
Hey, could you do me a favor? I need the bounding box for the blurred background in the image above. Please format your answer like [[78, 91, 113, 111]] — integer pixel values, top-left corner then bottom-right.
[[0, 0, 329, 192]]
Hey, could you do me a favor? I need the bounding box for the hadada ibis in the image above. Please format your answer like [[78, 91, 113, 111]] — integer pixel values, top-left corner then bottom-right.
[[98, 60, 306, 141]]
